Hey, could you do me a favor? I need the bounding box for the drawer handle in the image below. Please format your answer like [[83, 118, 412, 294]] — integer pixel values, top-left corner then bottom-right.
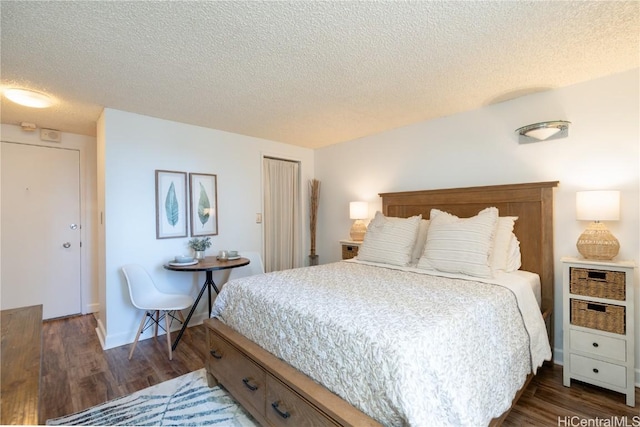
[[242, 377, 259, 391], [586, 303, 606, 312], [593, 368, 599, 374], [210, 349, 222, 359], [592, 342, 599, 348], [271, 401, 291, 419], [586, 270, 607, 281]]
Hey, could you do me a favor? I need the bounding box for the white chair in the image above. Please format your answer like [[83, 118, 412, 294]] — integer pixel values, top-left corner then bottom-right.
[[215, 251, 266, 293], [230, 251, 265, 278], [122, 264, 194, 361]]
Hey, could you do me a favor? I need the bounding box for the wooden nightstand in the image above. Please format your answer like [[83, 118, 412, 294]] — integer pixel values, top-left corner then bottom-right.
[[561, 256, 636, 406], [339, 240, 362, 260]]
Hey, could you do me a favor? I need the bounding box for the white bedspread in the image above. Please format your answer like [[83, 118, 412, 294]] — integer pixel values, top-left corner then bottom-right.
[[212, 261, 551, 427]]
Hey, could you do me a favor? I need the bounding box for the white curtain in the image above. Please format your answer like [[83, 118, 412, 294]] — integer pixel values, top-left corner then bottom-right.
[[263, 157, 301, 272]]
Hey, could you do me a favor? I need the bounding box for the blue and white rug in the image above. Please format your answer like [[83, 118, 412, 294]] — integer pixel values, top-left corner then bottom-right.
[[46, 369, 258, 426]]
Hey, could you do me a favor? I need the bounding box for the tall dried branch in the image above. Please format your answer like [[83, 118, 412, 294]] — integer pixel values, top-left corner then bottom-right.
[[309, 179, 321, 257]]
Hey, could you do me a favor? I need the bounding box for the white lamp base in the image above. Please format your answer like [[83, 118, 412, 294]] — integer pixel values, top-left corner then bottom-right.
[[576, 222, 619, 260], [349, 220, 366, 241]]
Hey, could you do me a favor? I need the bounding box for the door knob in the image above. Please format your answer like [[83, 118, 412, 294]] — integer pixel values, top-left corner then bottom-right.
[[63, 242, 71, 248]]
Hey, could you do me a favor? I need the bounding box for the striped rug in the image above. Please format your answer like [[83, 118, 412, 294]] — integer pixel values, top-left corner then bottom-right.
[[46, 369, 258, 426]]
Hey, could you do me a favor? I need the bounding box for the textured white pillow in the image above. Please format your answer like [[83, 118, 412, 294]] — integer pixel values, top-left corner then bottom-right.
[[490, 216, 518, 272], [357, 212, 421, 266], [417, 207, 499, 278], [411, 219, 430, 264], [506, 234, 522, 271]]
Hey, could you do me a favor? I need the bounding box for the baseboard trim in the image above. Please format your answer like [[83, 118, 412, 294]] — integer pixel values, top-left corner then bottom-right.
[[84, 303, 99, 314], [95, 312, 209, 350]]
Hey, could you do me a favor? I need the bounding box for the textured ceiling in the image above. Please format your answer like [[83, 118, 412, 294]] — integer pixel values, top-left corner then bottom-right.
[[1, 1, 638, 149]]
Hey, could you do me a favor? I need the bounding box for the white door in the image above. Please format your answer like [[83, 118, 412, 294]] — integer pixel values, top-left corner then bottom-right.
[[1, 142, 82, 319]]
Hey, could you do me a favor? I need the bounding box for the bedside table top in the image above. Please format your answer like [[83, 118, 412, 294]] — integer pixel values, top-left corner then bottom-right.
[[339, 239, 362, 246], [560, 256, 636, 268]]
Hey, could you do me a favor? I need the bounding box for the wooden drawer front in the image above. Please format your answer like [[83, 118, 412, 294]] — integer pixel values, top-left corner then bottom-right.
[[208, 333, 266, 416], [569, 354, 626, 388], [570, 330, 626, 361], [266, 375, 337, 427], [570, 267, 625, 300]]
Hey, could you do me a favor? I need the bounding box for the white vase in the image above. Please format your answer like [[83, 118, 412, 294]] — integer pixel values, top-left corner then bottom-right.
[[194, 250, 205, 260]]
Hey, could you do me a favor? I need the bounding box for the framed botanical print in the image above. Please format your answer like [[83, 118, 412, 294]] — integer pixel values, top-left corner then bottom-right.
[[189, 173, 218, 236], [155, 170, 188, 239]]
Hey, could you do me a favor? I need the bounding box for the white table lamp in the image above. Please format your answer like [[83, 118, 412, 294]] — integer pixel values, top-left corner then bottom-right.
[[349, 201, 368, 241], [576, 190, 620, 260]]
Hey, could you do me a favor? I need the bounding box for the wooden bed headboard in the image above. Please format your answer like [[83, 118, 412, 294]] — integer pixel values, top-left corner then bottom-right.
[[380, 181, 559, 343]]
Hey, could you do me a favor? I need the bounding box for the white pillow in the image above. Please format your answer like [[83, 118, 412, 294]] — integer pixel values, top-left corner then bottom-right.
[[506, 234, 522, 271], [357, 212, 421, 266], [411, 219, 430, 264], [490, 216, 518, 272], [417, 207, 499, 278]]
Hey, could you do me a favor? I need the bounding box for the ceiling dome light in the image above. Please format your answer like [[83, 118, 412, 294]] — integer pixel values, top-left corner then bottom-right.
[[515, 120, 570, 143], [3, 88, 54, 108], [524, 126, 561, 141]]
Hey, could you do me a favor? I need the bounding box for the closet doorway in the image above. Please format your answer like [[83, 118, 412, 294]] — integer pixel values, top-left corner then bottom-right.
[[262, 157, 301, 272]]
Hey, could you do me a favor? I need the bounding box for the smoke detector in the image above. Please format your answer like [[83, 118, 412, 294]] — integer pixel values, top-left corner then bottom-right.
[[41, 128, 61, 142]]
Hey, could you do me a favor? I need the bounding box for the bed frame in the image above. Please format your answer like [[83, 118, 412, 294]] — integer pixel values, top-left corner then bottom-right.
[[205, 181, 558, 426]]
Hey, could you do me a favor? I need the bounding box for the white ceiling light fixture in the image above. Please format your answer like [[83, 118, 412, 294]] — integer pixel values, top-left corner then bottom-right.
[[516, 120, 570, 143], [3, 88, 54, 108]]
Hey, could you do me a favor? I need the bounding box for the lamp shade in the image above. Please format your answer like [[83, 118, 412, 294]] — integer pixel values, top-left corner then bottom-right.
[[349, 201, 368, 220], [576, 191, 620, 221]]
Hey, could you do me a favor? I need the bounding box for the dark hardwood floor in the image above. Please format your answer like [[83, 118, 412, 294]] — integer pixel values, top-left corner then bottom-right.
[[39, 314, 207, 424], [39, 314, 639, 426]]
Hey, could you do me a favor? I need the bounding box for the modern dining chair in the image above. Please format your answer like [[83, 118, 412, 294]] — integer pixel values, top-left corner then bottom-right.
[[122, 264, 194, 361], [228, 251, 265, 279], [216, 251, 266, 296]]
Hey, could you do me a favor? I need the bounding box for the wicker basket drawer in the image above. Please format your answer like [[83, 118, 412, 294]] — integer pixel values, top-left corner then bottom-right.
[[570, 267, 625, 300], [342, 245, 359, 260], [570, 299, 625, 334]]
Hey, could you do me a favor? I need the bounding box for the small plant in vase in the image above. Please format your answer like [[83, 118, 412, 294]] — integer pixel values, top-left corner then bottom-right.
[[188, 237, 212, 260]]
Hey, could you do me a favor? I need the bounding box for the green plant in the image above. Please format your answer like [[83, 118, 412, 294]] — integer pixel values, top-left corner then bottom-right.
[[188, 237, 212, 251]]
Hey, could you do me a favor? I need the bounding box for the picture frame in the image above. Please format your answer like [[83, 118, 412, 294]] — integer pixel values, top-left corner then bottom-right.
[[189, 173, 218, 236], [155, 170, 188, 239]]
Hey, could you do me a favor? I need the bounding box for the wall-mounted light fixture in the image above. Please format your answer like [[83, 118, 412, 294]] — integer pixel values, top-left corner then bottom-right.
[[3, 88, 54, 108], [576, 190, 620, 260], [349, 201, 368, 241], [516, 120, 570, 143]]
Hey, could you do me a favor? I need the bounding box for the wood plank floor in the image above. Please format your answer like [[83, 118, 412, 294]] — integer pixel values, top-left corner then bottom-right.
[[39, 314, 639, 425]]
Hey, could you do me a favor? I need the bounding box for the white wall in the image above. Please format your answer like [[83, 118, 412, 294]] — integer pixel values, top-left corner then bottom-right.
[[315, 69, 640, 383], [0, 124, 99, 314], [96, 109, 314, 349]]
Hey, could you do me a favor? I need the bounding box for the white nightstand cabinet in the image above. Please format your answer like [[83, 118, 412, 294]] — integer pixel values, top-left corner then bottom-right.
[[562, 257, 636, 407]]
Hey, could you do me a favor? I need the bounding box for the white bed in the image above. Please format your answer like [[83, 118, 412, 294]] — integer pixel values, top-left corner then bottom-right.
[[212, 259, 549, 426], [204, 181, 558, 427]]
